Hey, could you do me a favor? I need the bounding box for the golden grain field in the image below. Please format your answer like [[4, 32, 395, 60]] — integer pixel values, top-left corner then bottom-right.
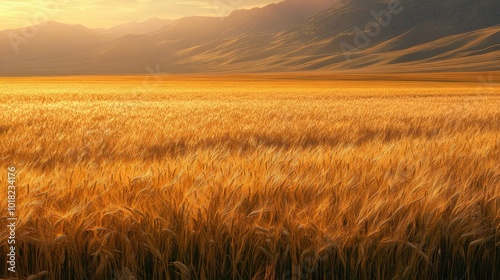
[[0, 75, 499, 279]]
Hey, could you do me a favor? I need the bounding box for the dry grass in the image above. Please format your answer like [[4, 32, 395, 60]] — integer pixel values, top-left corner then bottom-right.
[[0, 76, 499, 279]]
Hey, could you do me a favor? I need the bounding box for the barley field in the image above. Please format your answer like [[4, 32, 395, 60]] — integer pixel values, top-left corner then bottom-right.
[[0, 75, 499, 279]]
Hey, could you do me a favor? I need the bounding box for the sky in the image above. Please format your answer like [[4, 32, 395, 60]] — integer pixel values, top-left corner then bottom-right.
[[0, 0, 282, 29]]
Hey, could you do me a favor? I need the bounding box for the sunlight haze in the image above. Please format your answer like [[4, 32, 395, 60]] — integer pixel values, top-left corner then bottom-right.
[[0, 0, 282, 29]]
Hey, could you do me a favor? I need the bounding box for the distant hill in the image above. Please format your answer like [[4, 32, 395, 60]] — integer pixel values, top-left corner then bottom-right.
[[0, 0, 498, 75], [100, 17, 173, 37], [0, 21, 108, 75]]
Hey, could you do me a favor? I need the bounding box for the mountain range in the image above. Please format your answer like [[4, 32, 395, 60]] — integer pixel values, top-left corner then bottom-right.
[[0, 0, 499, 75], [97, 17, 173, 38]]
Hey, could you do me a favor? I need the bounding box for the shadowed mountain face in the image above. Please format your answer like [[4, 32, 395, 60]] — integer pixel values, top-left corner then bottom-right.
[[299, 0, 500, 38], [0, 0, 498, 75]]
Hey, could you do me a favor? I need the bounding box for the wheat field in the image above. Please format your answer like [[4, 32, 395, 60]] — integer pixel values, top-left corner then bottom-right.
[[0, 75, 499, 279]]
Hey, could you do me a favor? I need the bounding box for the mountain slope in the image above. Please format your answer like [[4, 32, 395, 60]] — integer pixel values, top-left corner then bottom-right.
[[0, 0, 498, 75], [0, 21, 109, 75], [101, 17, 173, 37], [176, 0, 500, 73]]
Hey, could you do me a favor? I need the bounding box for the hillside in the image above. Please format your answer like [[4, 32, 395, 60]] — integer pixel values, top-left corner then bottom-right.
[[0, 0, 498, 75]]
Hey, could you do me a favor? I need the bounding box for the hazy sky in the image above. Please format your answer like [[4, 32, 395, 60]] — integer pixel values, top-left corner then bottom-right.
[[1, 0, 282, 29]]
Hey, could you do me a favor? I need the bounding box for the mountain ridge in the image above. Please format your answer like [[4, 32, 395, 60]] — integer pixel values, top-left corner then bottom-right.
[[0, 0, 498, 75]]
